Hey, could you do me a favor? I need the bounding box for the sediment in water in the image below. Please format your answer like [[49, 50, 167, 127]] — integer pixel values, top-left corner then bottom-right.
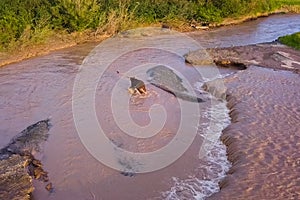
[[211, 67, 300, 199], [206, 46, 300, 199], [186, 42, 300, 199]]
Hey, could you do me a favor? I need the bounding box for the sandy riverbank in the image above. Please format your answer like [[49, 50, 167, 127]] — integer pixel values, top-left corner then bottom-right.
[[0, 11, 297, 68], [0, 32, 110, 68]]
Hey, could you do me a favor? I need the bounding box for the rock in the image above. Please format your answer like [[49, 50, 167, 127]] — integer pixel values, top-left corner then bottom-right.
[[191, 24, 209, 30], [214, 59, 247, 70], [161, 24, 171, 29], [45, 182, 53, 192], [208, 43, 300, 73], [0, 119, 51, 199], [0, 154, 33, 200], [147, 65, 205, 103], [0, 119, 50, 157], [202, 78, 227, 100], [184, 49, 214, 65], [120, 171, 135, 177], [32, 159, 43, 168]]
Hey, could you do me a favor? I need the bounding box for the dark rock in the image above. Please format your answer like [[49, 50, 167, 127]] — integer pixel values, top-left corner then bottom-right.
[[0, 119, 50, 158], [120, 171, 135, 177], [45, 182, 54, 192], [147, 65, 205, 103], [161, 24, 171, 29], [0, 119, 51, 199], [214, 60, 247, 70]]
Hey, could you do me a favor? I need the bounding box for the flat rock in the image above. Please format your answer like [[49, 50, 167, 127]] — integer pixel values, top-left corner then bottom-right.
[[147, 65, 205, 103], [184, 49, 214, 65], [208, 42, 300, 73]]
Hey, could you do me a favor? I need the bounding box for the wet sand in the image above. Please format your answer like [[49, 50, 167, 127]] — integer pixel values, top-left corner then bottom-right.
[[206, 44, 300, 199]]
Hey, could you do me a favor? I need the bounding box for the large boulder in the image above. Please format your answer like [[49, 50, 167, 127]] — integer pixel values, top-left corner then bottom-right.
[[147, 65, 205, 103], [0, 119, 51, 199]]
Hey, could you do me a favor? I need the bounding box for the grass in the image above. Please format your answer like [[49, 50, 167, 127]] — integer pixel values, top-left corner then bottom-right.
[[0, 0, 299, 59], [274, 0, 300, 6], [279, 32, 300, 50], [273, 0, 300, 12]]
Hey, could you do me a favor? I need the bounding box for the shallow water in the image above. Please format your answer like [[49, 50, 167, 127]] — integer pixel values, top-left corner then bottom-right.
[[0, 14, 300, 200], [210, 66, 300, 199], [189, 13, 300, 48]]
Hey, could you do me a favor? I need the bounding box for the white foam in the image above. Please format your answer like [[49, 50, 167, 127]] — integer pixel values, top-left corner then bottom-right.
[[162, 101, 231, 200]]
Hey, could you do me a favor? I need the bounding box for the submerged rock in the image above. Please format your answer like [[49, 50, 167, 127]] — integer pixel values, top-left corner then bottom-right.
[[147, 65, 204, 103], [120, 171, 135, 177], [45, 182, 54, 192], [0, 119, 51, 199]]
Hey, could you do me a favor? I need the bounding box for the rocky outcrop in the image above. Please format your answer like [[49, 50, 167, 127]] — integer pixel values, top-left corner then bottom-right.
[[0, 155, 33, 200], [209, 43, 300, 73], [0, 119, 51, 199], [185, 42, 300, 74]]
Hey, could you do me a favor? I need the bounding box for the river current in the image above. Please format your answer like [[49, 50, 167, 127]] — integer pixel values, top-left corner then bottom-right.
[[0, 14, 299, 200]]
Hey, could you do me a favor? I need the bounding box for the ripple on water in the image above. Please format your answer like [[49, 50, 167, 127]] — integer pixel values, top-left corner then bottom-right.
[[2, 14, 300, 200], [163, 101, 231, 200]]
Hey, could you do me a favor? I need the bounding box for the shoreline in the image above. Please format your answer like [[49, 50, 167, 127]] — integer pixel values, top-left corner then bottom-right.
[[1, 11, 298, 68], [0, 33, 110, 68], [209, 9, 288, 28]]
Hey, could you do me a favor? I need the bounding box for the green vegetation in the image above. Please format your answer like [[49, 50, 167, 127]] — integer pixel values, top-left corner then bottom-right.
[[279, 32, 300, 50], [274, 0, 300, 12], [0, 0, 299, 52], [275, 0, 300, 6]]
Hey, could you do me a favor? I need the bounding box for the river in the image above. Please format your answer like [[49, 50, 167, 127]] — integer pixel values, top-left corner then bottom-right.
[[0, 14, 299, 200]]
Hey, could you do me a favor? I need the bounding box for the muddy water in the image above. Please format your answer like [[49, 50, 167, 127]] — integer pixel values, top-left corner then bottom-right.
[[210, 66, 300, 200], [188, 13, 300, 48], [0, 14, 300, 200]]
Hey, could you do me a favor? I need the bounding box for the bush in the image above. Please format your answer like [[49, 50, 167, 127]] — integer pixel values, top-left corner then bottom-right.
[[0, 0, 298, 51], [279, 32, 300, 50], [0, 0, 52, 50], [50, 0, 102, 32]]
